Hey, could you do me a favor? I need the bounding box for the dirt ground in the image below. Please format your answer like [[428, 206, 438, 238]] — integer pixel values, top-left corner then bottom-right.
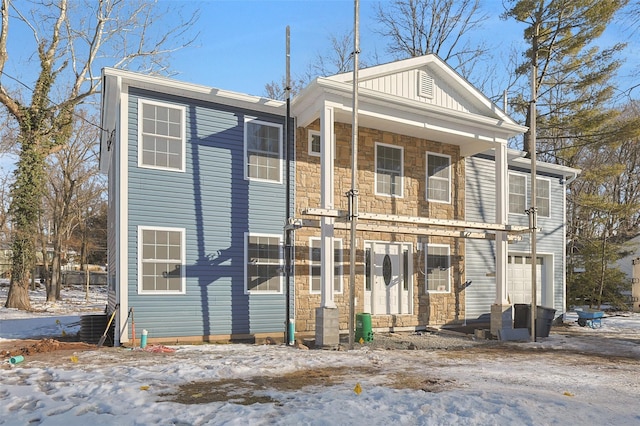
[[0, 338, 97, 360]]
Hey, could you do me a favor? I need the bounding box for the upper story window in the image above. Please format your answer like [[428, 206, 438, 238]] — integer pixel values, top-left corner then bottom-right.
[[309, 238, 343, 294], [245, 233, 282, 294], [308, 130, 321, 157], [426, 153, 451, 203], [139, 100, 185, 172], [138, 226, 185, 294], [425, 244, 450, 293], [537, 178, 550, 217], [375, 142, 403, 197], [509, 173, 527, 214], [245, 118, 282, 183]]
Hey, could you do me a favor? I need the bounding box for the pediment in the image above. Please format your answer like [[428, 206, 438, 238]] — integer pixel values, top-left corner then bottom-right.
[[327, 55, 512, 124]]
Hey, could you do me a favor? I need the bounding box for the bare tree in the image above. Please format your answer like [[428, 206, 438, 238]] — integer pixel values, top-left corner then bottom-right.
[[374, 0, 489, 78], [40, 110, 104, 302], [1, 0, 198, 310], [264, 30, 371, 100]]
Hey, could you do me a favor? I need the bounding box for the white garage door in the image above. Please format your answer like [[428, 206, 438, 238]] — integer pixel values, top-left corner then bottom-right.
[[508, 255, 544, 304]]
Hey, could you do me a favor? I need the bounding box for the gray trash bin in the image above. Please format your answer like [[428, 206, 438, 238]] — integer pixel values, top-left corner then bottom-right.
[[513, 305, 556, 338]]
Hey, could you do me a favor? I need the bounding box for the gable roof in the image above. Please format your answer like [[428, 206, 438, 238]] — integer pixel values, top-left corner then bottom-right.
[[293, 54, 527, 157]]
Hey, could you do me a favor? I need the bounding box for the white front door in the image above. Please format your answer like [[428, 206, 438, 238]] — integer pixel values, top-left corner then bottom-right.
[[364, 242, 412, 315]]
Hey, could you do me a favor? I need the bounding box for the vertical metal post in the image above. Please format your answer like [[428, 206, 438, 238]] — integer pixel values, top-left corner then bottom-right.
[[284, 26, 294, 346], [348, 0, 360, 350], [529, 23, 539, 343]]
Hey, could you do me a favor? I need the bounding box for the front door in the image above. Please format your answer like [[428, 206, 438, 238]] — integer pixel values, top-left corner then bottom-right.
[[364, 242, 412, 315]]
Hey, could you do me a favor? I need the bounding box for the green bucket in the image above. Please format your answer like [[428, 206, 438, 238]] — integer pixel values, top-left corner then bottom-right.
[[355, 313, 373, 342]]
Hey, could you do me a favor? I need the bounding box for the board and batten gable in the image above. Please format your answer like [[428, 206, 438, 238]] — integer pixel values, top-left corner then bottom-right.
[[464, 152, 578, 320], [100, 67, 292, 344], [328, 55, 498, 119]]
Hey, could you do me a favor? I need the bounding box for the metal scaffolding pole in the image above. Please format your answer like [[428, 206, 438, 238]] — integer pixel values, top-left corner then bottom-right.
[[348, 0, 360, 350], [528, 23, 540, 343]]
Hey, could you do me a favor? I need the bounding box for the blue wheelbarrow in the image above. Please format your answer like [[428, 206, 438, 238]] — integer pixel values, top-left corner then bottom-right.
[[576, 309, 604, 328]]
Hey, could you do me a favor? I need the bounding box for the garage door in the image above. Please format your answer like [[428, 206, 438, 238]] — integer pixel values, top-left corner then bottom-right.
[[508, 255, 543, 304]]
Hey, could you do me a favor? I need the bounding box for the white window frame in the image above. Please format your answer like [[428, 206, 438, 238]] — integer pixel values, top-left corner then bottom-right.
[[426, 152, 451, 203], [375, 142, 404, 197], [244, 117, 283, 183], [308, 129, 337, 158], [138, 226, 186, 295], [137, 99, 186, 172], [309, 237, 343, 294], [308, 129, 322, 157], [244, 232, 283, 294], [509, 173, 527, 215], [425, 244, 450, 293], [536, 177, 551, 217]]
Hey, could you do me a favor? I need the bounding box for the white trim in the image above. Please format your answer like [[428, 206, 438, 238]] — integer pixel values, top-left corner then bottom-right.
[[426, 151, 451, 204], [243, 117, 283, 184], [374, 142, 404, 198], [508, 172, 528, 216], [103, 67, 285, 116], [117, 89, 129, 345], [425, 243, 451, 294], [137, 226, 186, 295], [244, 232, 284, 295], [137, 98, 186, 173], [309, 237, 343, 294]]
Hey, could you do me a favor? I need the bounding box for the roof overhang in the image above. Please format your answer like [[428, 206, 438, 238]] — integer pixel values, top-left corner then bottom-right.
[[98, 67, 286, 173], [292, 77, 528, 158]]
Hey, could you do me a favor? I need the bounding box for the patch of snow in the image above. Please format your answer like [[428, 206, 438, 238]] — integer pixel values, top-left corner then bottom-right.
[[2, 282, 640, 425]]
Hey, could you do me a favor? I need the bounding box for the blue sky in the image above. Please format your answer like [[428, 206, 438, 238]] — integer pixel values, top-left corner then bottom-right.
[[166, 0, 527, 97], [167, 0, 390, 95], [164, 0, 637, 101]]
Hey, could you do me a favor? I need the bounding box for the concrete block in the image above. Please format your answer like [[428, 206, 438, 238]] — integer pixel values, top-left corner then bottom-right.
[[315, 307, 340, 347]]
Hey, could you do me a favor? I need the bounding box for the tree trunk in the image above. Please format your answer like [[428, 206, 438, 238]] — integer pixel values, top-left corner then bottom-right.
[[4, 252, 31, 310], [597, 233, 608, 309], [47, 253, 61, 302], [5, 140, 45, 309]]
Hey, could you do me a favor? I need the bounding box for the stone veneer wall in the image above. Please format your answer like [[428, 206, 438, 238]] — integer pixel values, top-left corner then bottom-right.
[[294, 120, 466, 333]]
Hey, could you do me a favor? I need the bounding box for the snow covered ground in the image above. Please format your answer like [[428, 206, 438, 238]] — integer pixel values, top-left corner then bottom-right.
[[2, 281, 640, 425]]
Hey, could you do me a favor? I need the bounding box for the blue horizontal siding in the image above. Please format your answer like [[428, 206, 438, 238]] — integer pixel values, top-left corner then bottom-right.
[[125, 88, 288, 338], [465, 155, 567, 319]]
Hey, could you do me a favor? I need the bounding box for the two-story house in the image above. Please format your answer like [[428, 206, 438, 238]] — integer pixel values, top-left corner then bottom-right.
[[100, 55, 577, 345]]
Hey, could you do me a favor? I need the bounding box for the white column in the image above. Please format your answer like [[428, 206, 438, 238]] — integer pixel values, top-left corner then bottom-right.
[[320, 104, 336, 309], [495, 143, 509, 305]]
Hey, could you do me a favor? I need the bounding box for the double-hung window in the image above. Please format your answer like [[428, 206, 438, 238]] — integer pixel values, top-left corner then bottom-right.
[[425, 244, 450, 293], [426, 153, 451, 203], [536, 178, 550, 217], [245, 118, 282, 182], [309, 238, 343, 294], [245, 234, 283, 293], [139, 100, 185, 171], [139, 227, 185, 294], [509, 173, 527, 214], [375, 143, 403, 197]]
